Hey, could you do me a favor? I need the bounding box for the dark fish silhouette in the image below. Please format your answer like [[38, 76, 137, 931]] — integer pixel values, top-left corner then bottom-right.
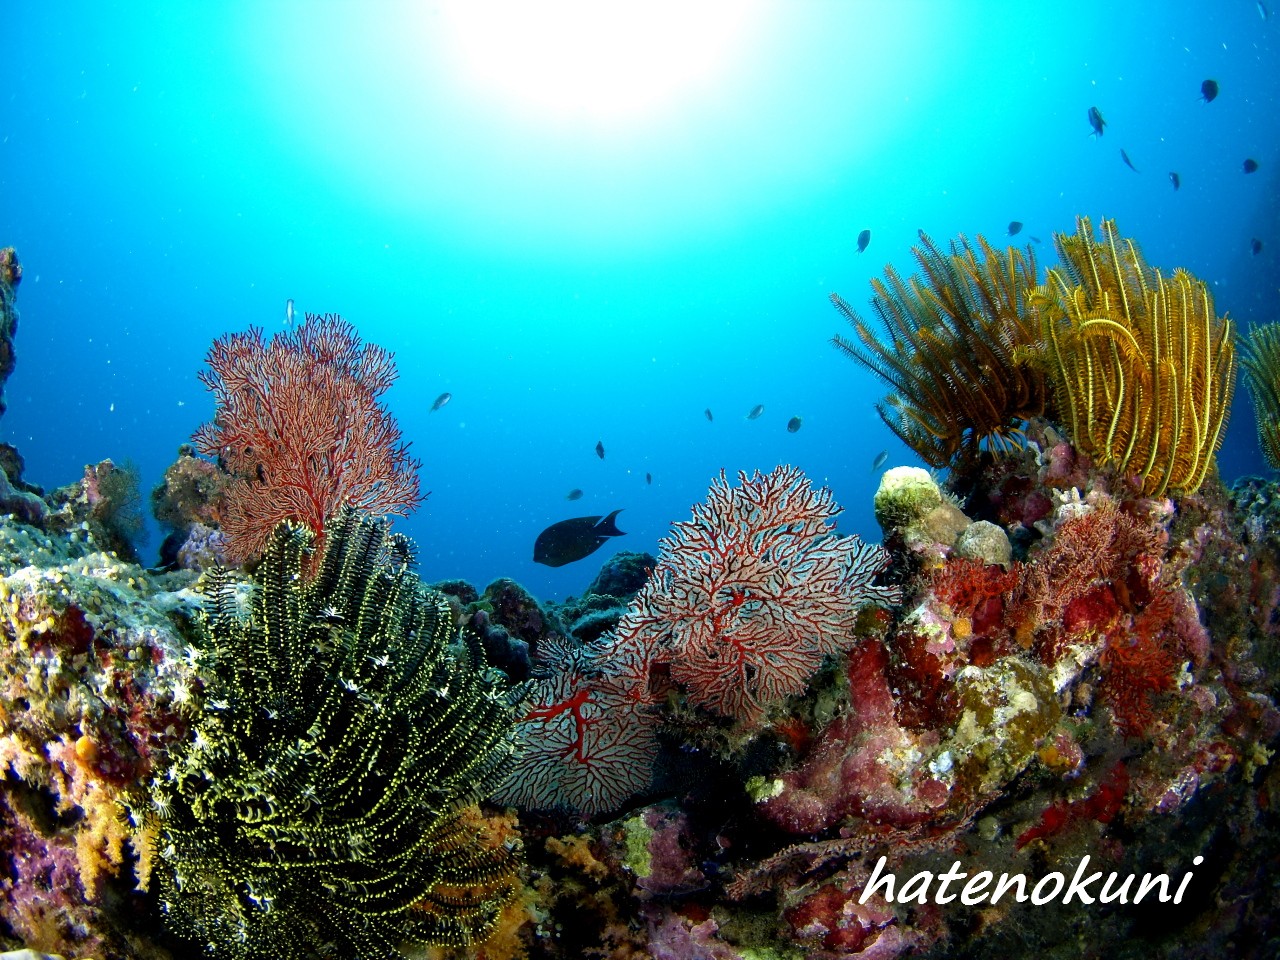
[[595, 440, 605, 459], [430, 392, 452, 412], [871, 450, 888, 472], [856, 229, 871, 253], [1088, 106, 1106, 137], [1200, 79, 1219, 103], [1244, 158, 1259, 173], [746, 404, 765, 420], [1007, 221, 1023, 236], [704, 408, 713, 422], [533, 510, 625, 567], [566, 488, 583, 501], [645, 472, 652, 485], [1120, 149, 1139, 173], [1029, 236, 1043, 244], [1169, 172, 1181, 190], [1252, 238, 1264, 255], [787, 416, 803, 433]]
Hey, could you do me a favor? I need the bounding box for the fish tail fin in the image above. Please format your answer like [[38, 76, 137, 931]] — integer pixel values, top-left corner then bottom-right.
[[597, 509, 626, 537]]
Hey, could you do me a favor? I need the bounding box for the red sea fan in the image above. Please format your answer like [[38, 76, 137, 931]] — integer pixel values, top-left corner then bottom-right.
[[617, 466, 901, 723], [496, 635, 660, 816], [192, 315, 422, 565]]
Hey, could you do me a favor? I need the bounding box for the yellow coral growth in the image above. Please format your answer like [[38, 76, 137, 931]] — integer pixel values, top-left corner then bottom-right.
[[1240, 322, 1280, 469], [74, 786, 128, 900], [1032, 217, 1236, 496]]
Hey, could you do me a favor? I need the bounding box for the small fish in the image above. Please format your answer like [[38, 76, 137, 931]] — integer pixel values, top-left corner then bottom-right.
[[533, 510, 626, 567], [1259, 1, 1269, 21], [1200, 79, 1219, 103], [285, 298, 295, 325], [566, 488, 583, 501], [786, 416, 803, 433], [704, 408, 713, 422], [1169, 171, 1181, 190], [429, 392, 451, 412], [746, 404, 765, 420], [1244, 158, 1259, 174], [595, 440, 605, 459], [1252, 238, 1264, 255], [856, 229, 871, 253], [1120, 149, 1140, 173], [645, 472, 652, 485], [1088, 106, 1106, 138], [1007, 221, 1023, 237], [1029, 236, 1043, 244], [871, 450, 888, 472]]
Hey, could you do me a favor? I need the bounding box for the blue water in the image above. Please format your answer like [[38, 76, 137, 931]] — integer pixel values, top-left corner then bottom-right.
[[2, 2, 1277, 600]]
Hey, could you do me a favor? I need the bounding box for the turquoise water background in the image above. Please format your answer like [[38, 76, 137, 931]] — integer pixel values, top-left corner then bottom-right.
[[2, 2, 1277, 599]]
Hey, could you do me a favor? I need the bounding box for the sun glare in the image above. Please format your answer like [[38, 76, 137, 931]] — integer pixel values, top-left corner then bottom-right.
[[439, 1, 763, 128]]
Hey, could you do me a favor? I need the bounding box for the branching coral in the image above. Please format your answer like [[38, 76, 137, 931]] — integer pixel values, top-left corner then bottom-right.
[[1240, 321, 1280, 469], [1032, 216, 1236, 496], [621, 465, 901, 724], [496, 634, 660, 817], [125, 508, 518, 958], [193, 315, 422, 567], [831, 232, 1047, 468]]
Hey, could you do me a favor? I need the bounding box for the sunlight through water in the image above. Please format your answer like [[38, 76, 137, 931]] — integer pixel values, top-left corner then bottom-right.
[[438, 1, 765, 128]]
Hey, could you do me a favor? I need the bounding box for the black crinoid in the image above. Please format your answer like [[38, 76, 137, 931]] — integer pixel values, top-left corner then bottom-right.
[[125, 507, 519, 959]]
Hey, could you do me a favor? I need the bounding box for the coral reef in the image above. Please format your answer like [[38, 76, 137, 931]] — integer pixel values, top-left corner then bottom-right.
[[0, 247, 19, 418], [2, 427, 1279, 958], [192, 314, 422, 566], [125, 508, 519, 958], [45, 460, 147, 563], [497, 466, 900, 818], [483, 427, 1276, 960], [151, 444, 232, 571], [584, 550, 657, 599], [0, 514, 204, 959], [2, 219, 1279, 959]]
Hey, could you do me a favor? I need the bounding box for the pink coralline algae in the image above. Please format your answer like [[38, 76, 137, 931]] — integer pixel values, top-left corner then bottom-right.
[[618, 465, 901, 724], [759, 640, 955, 836]]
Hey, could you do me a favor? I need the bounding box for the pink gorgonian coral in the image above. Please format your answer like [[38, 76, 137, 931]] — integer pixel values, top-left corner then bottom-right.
[[193, 314, 421, 566], [616, 465, 901, 723]]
